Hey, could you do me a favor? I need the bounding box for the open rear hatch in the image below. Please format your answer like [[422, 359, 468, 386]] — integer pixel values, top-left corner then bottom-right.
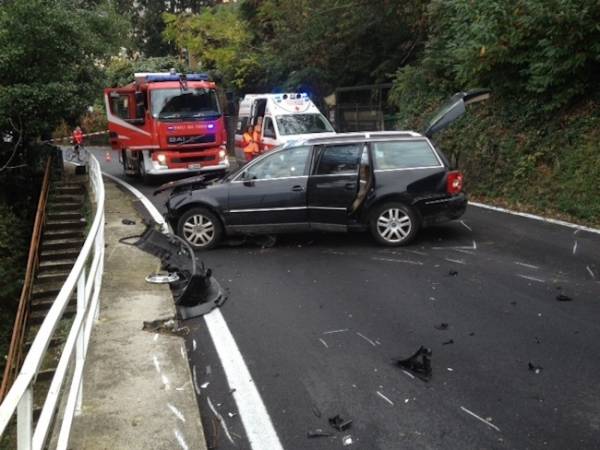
[[423, 89, 490, 138]]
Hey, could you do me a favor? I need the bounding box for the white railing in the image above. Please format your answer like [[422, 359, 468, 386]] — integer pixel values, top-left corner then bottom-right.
[[0, 154, 105, 450]]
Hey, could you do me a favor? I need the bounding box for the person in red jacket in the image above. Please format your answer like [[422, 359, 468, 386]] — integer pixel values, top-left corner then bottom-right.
[[72, 126, 84, 150]]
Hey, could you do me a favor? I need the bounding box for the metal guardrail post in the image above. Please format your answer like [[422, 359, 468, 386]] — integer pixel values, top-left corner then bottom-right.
[[75, 269, 86, 415], [16, 387, 32, 450]]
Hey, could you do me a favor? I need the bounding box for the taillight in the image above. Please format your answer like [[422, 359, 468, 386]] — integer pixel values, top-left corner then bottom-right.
[[447, 171, 463, 195]]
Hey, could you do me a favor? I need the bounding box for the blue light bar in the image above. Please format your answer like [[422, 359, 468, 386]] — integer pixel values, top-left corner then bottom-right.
[[146, 73, 210, 82]]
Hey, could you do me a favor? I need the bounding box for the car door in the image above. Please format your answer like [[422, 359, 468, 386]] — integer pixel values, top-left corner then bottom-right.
[[307, 143, 364, 227], [423, 89, 490, 138], [225, 145, 312, 230], [261, 116, 278, 153]]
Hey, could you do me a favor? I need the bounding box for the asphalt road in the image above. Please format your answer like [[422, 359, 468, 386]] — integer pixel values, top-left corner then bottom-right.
[[93, 147, 600, 450]]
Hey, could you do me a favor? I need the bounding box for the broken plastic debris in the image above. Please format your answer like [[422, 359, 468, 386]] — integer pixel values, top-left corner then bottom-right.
[[434, 323, 449, 330], [442, 339, 454, 345], [121, 218, 136, 225], [342, 435, 353, 446], [142, 318, 188, 337], [145, 271, 180, 284], [307, 429, 332, 438], [395, 346, 432, 382], [329, 415, 353, 431], [200, 382, 210, 389], [556, 294, 572, 302], [528, 362, 543, 374], [228, 412, 237, 418]]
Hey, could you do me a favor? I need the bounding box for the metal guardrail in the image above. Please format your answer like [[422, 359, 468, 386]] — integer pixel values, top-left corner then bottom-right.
[[0, 158, 52, 402], [0, 154, 105, 450]]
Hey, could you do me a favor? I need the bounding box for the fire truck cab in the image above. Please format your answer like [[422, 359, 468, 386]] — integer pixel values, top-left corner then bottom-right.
[[104, 72, 229, 181], [234, 93, 336, 163]]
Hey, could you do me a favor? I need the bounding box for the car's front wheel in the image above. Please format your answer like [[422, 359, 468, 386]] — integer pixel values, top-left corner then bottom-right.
[[370, 202, 419, 246], [177, 207, 223, 250]]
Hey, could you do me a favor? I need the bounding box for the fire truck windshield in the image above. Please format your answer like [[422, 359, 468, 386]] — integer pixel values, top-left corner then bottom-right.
[[151, 88, 221, 120], [276, 114, 335, 136]]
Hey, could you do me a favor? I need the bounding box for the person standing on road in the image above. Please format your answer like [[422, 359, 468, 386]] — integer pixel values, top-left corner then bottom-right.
[[242, 125, 259, 161], [72, 126, 84, 151], [253, 117, 263, 155]]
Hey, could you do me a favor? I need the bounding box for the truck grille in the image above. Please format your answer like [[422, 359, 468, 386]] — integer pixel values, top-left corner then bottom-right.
[[167, 134, 216, 145], [171, 155, 217, 163]]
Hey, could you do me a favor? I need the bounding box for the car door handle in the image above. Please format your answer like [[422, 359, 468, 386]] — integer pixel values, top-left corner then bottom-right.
[[291, 185, 304, 192]]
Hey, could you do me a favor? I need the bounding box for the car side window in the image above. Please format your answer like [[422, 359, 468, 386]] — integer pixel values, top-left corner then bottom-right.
[[242, 146, 310, 180], [372, 140, 441, 170], [314, 144, 362, 175], [263, 117, 276, 139]]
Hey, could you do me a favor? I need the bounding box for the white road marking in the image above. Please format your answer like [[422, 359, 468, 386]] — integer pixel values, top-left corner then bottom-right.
[[376, 391, 394, 406], [174, 429, 189, 450], [573, 241, 578, 255], [319, 338, 329, 349], [460, 220, 472, 231], [371, 257, 423, 265], [470, 201, 600, 235], [356, 332, 377, 347], [205, 310, 284, 449], [460, 406, 501, 432], [207, 396, 235, 445], [108, 174, 283, 450], [445, 258, 466, 265], [515, 262, 539, 270], [517, 274, 545, 283], [323, 329, 349, 335], [587, 266, 596, 278], [167, 403, 186, 422]]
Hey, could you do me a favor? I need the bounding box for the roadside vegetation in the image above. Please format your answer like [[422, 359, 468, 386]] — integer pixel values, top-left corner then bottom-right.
[[0, 0, 598, 381]]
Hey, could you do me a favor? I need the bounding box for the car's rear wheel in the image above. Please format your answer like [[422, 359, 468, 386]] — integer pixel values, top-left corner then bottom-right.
[[177, 207, 223, 250], [370, 202, 419, 246]]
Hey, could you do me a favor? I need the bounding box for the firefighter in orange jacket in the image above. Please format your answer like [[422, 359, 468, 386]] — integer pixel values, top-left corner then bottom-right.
[[253, 117, 263, 154], [242, 125, 259, 161]]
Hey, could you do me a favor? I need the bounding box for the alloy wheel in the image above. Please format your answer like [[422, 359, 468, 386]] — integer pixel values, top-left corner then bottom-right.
[[182, 213, 215, 247], [376, 208, 412, 244]]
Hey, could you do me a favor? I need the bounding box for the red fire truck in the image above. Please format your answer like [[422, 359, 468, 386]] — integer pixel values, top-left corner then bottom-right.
[[104, 72, 229, 181]]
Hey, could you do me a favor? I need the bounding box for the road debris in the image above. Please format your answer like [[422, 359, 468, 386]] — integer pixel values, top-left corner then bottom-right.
[[442, 339, 454, 345], [207, 396, 235, 445], [528, 362, 543, 374], [395, 346, 432, 382], [514, 261, 539, 270], [356, 332, 377, 347], [448, 270, 458, 276], [517, 274, 545, 283], [201, 382, 210, 389], [329, 415, 353, 431], [556, 294, 572, 302], [121, 218, 136, 225], [228, 412, 237, 418], [572, 240, 578, 255], [319, 338, 329, 348], [342, 435, 353, 446], [445, 258, 465, 265], [307, 429, 332, 438], [434, 323, 449, 330], [460, 406, 501, 432], [586, 266, 596, 278], [323, 329, 349, 335], [376, 391, 394, 406], [142, 318, 189, 337], [312, 405, 322, 418]]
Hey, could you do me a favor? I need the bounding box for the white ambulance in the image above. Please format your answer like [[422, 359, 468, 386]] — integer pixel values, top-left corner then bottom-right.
[[234, 93, 336, 163]]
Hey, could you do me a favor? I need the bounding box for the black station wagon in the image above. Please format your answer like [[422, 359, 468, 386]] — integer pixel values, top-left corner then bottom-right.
[[161, 90, 489, 249]]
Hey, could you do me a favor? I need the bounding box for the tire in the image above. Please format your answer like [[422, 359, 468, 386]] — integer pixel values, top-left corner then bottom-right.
[[369, 202, 419, 246], [138, 153, 150, 183], [177, 207, 223, 250]]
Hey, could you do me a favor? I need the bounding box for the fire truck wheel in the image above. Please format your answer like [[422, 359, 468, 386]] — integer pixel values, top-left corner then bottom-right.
[[177, 207, 223, 250], [138, 153, 150, 183]]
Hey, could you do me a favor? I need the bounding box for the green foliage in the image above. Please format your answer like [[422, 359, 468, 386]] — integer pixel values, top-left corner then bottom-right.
[[0, 0, 129, 141], [105, 56, 187, 88], [163, 5, 260, 89]]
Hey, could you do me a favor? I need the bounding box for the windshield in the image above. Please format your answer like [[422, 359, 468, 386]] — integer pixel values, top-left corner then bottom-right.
[[276, 114, 334, 136], [151, 88, 221, 120]]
